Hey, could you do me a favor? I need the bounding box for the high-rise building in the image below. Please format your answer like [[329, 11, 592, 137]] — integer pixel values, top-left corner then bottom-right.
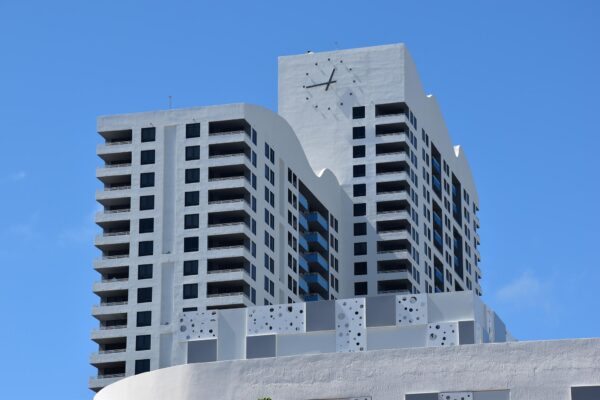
[[91, 104, 352, 391], [279, 43, 481, 297], [91, 44, 480, 391]]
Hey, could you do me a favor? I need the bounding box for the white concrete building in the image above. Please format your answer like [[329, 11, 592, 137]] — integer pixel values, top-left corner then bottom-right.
[[91, 44, 600, 399], [92, 104, 352, 391], [279, 43, 481, 297]]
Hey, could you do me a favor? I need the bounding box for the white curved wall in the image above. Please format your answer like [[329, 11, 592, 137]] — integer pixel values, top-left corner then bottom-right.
[[95, 338, 600, 400]]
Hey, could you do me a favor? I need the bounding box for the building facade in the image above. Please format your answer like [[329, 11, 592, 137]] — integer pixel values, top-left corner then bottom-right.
[[92, 104, 352, 391], [279, 44, 482, 297], [92, 44, 486, 392]]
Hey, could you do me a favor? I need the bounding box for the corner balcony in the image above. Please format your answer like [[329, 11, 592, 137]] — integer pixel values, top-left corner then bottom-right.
[[298, 214, 309, 231], [303, 252, 329, 274], [208, 141, 251, 167], [303, 231, 328, 252], [377, 279, 412, 295], [298, 235, 309, 252], [298, 194, 309, 211], [302, 273, 329, 296], [208, 164, 251, 190], [304, 211, 328, 233], [298, 255, 309, 274], [206, 281, 252, 310]]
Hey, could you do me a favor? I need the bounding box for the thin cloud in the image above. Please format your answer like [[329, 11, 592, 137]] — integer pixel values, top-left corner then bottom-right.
[[495, 270, 557, 314], [6, 170, 27, 182]]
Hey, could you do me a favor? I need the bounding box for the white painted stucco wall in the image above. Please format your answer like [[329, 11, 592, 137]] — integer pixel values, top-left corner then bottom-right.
[[95, 338, 600, 400]]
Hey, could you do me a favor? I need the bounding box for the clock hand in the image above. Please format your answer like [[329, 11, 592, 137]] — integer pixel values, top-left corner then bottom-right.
[[305, 80, 337, 89], [325, 68, 336, 91]]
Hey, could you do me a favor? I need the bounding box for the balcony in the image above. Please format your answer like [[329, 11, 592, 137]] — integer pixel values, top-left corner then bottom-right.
[[377, 279, 412, 295], [375, 141, 409, 156], [376, 180, 410, 195], [375, 122, 408, 137], [305, 211, 328, 232], [303, 231, 328, 252], [298, 235, 309, 252], [376, 199, 410, 214], [375, 102, 409, 117], [432, 157, 441, 173], [97, 129, 133, 155], [304, 293, 325, 302], [207, 233, 250, 254], [209, 141, 251, 160], [298, 278, 309, 294], [376, 219, 411, 234], [208, 118, 251, 137], [298, 255, 309, 273], [207, 256, 251, 274], [377, 259, 412, 274], [302, 273, 329, 294], [376, 160, 409, 176], [377, 239, 410, 254], [303, 252, 328, 273], [298, 194, 309, 210], [298, 214, 308, 231]]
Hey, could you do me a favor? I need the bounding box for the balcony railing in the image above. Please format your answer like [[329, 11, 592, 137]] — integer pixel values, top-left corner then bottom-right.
[[104, 208, 131, 214], [101, 231, 130, 237], [93, 373, 125, 380], [207, 291, 248, 298], [103, 163, 132, 168], [209, 129, 247, 137], [97, 349, 126, 355], [98, 324, 127, 330], [302, 273, 329, 292], [101, 254, 129, 260], [105, 140, 132, 146], [98, 301, 128, 307], [104, 185, 131, 191]]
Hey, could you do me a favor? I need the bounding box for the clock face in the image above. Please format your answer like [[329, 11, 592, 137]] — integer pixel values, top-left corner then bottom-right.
[[302, 57, 357, 112]]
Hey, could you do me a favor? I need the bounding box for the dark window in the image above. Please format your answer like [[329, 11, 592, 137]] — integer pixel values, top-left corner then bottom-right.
[[354, 242, 367, 256], [354, 281, 368, 295], [182, 307, 198, 312], [353, 145, 365, 158], [139, 218, 154, 233], [185, 145, 200, 161], [185, 168, 200, 183], [184, 214, 199, 229], [185, 191, 200, 206], [354, 222, 367, 236], [136, 334, 151, 351], [140, 172, 155, 188], [138, 241, 153, 256], [183, 283, 198, 299], [353, 184, 366, 197], [352, 106, 365, 119], [135, 359, 150, 374], [137, 287, 152, 303], [186, 123, 200, 138], [141, 127, 155, 142], [353, 126, 365, 139], [353, 164, 366, 177], [138, 264, 153, 280], [139, 195, 154, 210], [140, 150, 155, 165], [184, 237, 199, 252], [354, 262, 367, 275], [183, 260, 199, 276], [353, 203, 366, 216], [136, 311, 151, 327]]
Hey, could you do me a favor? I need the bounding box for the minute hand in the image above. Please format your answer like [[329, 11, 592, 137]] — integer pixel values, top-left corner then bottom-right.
[[305, 80, 337, 89]]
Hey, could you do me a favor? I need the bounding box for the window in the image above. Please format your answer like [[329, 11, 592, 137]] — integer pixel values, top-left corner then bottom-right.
[[141, 127, 155, 142], [352, 106, 365, 119], [136, 311, 151, 327], [353, 145, 366, 158], [353, 203, 366, 216], [140, 172, 155, 188], [354, 262, 367, 275], [185, 168, 200, 183], [139, 195, 154, 210], [183, 283, 198, 299], [140, 150, 155, 165], [138, 241, 153, 256], [138, 264, 153, 280], [137, 287, 152, 303], [183, 260, 199, 276], [136, 334, 151, 351], [139, 218, 154, 233], [135, 359, 150, 374], [185, 191, 200, 206], [186, 123, 200, 138], [185, 145, 200, 160], [353, 184, 366, 197], [184, 214, 199, 229], [184, 237, 199, 252], [354, 222, 366, 236], [352, 126, 366, 139], [354, 282, 368, 295], [353, 164, 366, 177], [354, 242, 367, 256]]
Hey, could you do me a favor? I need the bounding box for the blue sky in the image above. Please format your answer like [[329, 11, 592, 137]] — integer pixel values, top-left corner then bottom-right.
[[0, 0, 598, 398]]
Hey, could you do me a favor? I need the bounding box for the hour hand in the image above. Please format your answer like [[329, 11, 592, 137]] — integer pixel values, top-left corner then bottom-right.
[[305, 82, 328, 89]]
